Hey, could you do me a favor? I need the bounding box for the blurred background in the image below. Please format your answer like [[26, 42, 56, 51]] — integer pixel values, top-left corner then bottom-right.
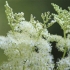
[[0, 0, 70, 65]]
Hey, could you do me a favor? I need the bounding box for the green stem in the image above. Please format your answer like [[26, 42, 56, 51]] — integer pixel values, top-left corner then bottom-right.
[[62, 47, 67, 58], [56, 31, 67, 70], [62, 30, 67, 58]]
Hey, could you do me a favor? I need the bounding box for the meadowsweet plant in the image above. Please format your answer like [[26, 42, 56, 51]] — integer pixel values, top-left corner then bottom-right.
[[0, 1, 70, 70]]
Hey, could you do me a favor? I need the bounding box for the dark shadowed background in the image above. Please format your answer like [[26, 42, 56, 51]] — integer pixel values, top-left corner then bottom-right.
[[0, 0, 70, 65]]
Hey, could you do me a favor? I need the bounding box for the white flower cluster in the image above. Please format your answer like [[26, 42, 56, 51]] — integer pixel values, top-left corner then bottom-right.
[[0, 1, 54, 70], [57, 56, 70, 70], [0, 1, 70, 70]]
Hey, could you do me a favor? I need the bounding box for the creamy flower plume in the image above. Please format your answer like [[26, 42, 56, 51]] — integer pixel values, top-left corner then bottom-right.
[[0, 1, 54, 70], [0, 1, 70, 70]]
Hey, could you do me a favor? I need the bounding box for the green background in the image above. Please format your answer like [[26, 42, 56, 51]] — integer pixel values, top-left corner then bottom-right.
[[0, 0, 70, 65]]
